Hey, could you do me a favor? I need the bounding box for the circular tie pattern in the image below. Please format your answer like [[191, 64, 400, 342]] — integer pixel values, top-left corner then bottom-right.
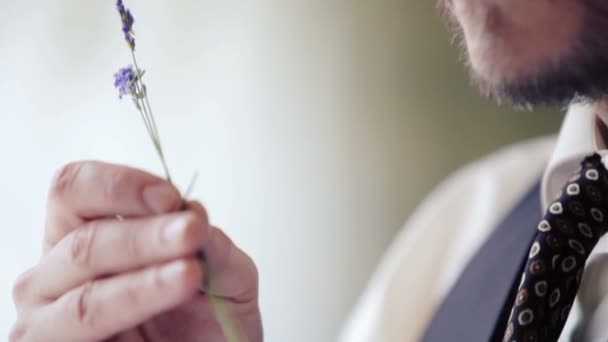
[[503, 154, 608, 342]]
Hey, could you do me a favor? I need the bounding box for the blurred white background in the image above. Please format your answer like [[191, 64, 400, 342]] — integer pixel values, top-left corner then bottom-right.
[[0, 1, 561, 341]]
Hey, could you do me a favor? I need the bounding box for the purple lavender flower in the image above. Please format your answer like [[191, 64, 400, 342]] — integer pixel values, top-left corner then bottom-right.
[[113, 65, 136, 99], [116, 0, 135, 50]]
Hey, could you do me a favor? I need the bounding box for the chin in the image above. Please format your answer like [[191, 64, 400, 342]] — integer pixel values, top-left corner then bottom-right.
[[440, 0, 608, 107]]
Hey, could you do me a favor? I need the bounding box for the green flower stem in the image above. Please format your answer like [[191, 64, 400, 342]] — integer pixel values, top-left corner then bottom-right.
[[209, 294, 244, 342], [129, 50, 172, 183], [126, 49, 241, 342]]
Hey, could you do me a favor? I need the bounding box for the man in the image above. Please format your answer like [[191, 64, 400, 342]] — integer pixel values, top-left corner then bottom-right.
[[10, 1, 608, 342], [341, 1, 608, 341]]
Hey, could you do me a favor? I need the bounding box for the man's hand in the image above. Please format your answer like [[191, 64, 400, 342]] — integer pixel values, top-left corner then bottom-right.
[[10, 161, 262, 342]]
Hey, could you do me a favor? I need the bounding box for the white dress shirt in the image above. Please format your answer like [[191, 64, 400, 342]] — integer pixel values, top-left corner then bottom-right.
[[339, 104, 608, 342]]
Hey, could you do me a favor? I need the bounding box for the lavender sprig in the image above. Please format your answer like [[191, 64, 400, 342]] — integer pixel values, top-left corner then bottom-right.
[[113, 66, 136, 100], [112, 2, 240, 340], [116, 0, 135, 50], [113, 0, 171, 183]]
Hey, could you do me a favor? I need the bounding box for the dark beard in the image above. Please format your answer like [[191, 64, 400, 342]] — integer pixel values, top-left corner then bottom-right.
[[440, 0, 608, 108]]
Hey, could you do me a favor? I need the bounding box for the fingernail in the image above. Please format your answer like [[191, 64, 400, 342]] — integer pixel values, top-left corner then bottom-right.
[[163, 215, 189, 241], [143, 183, 180, 213], [161, 260, 189, 281]]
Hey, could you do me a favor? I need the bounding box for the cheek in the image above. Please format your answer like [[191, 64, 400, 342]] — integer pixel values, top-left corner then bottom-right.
[[451, 0, 583, 85]]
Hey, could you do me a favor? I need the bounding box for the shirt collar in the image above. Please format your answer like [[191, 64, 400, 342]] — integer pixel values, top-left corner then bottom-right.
[[541, 103, 606, 210]]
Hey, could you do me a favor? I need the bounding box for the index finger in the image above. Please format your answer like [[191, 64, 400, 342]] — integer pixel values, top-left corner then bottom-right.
[[44, 161, 181, 251]]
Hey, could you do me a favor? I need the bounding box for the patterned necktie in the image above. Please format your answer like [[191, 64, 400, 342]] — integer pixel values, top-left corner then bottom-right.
[[503, 154, 608, 341]]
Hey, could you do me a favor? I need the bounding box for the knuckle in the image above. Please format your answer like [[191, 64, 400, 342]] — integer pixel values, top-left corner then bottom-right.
[[103, 167, 130, 202], [12, 269, 34, 305], [126, 227, 144, 260], [124, 277, 144, 307], [49, 162, 84, 198], [247, 255, 259, 286], [72, 282, 96, 328], [242, 252, 260, 296], [151, 264, 170, 291], [9, 320, 27, 342], [69, 224, 98, 268]]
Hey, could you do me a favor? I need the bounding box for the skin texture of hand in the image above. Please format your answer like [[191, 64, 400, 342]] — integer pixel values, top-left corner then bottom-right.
[[10, 161, 263, 342]]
